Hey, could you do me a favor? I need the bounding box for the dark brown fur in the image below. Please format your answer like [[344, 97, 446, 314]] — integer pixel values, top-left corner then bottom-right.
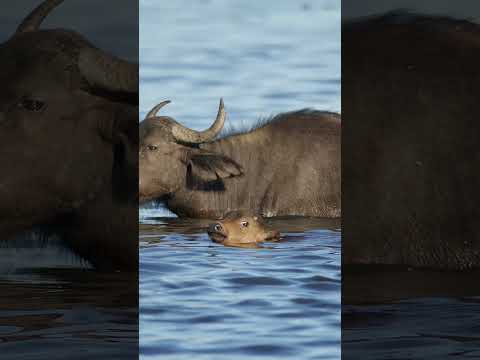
[[0, 1, 138, 270], [140, 109, 341, 219], [343, 13, 480, 269]]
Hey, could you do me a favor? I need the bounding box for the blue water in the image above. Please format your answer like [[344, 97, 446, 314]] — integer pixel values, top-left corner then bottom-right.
[[140, 0, 340, 129], [140, 0, 341, 359], [140, 218, 340, 360]]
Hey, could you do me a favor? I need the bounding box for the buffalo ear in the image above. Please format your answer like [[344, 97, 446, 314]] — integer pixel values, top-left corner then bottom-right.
[[88, 105, 138, 201], [187, 153, 243, 185], [94, 105, 138, 146]]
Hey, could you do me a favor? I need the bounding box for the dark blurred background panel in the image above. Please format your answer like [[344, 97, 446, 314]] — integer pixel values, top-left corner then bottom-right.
[[342, 1, 480, 359], [343, 0, 480, 19], [0, 0, 137, 60], [0, 0, 138, 358]]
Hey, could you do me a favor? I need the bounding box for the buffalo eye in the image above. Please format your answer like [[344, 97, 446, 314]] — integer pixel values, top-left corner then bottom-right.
[[240, 221, 249, 228], [214, 224, 222, 231], [147, 145, 158, 151], [19, 97, 46, 112]]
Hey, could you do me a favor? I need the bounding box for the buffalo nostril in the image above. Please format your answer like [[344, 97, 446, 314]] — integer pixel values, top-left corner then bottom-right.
[[214, 224, 222, 232]]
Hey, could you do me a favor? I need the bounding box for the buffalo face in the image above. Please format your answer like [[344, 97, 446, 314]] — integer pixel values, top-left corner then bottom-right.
[[0, 0, 138, 239], [139, 99, 242, 203]]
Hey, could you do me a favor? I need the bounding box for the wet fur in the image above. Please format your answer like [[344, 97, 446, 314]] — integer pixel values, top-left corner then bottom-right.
[[165, 110, 341, 218]]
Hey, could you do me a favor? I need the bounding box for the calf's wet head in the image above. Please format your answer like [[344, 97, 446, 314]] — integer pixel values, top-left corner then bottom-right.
[[208, 211, 280, 245]]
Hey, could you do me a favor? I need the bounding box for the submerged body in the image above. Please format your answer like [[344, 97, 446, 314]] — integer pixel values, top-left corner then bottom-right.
[[343, 13, 480, 269], [140, 100, 341, 219], [208, 211, 280, 246]]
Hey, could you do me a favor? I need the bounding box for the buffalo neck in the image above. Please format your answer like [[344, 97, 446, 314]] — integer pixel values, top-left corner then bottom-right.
[[167, 129, 274, 218]]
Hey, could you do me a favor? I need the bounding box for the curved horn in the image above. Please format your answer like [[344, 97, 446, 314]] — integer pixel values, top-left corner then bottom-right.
[[172, 98, 226, 144], [16, 0, 64, 33], [78, 47, 139, 93], [146, 100, 171, 118]]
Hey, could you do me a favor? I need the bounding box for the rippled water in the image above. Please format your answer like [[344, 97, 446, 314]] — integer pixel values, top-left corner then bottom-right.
[[140, 0, 341, 359], [140, 217, 340, 360], [344, 297, 480, 359], [342, 266, 480, 359], [0, 237, 138, 359], [140, 0, 340, 129]]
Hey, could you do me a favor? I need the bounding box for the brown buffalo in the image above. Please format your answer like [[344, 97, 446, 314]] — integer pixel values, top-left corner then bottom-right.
[[139, 99, 341, 219], [0, 0, 138, 270], [208, 211, 280, 246], [343, 13, 480, 269]]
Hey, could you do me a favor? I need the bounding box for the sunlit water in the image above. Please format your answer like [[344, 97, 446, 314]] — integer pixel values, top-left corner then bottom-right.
[[140, 217, 340, 360], [140, 0, 340, 128]]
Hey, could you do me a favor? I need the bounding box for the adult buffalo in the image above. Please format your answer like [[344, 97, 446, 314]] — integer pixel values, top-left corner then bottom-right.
[[343, 13, 480, 269], [139, 99, 341, 219], [0, 0, 138, 270]]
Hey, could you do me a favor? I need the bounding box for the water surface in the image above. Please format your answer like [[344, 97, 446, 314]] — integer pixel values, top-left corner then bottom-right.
[[140, 0, 340, 129], [0, 236, 138, 359], [140, 217, 340, 360], [342, 266, 480, 359], [343, 297, 480, 359]]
